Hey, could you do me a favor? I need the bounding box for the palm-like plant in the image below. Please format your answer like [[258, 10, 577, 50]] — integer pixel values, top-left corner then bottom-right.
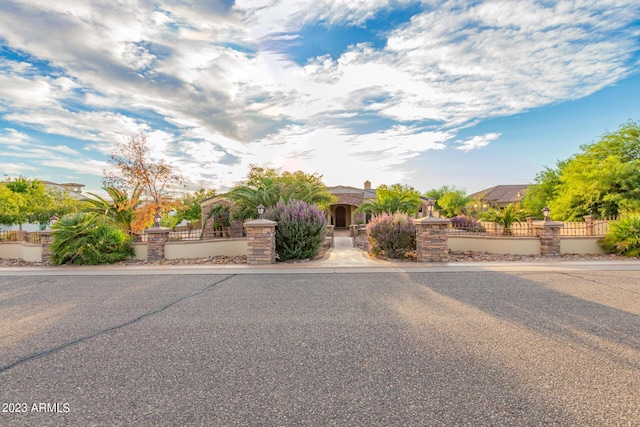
[[227, 179, 282, 221], [86, 186, 141, 236], [355, 192, 420, 216], [201, 204, 231, 238], [228, 177, 336, 221], [601, 216, 640, 256], [480, 204, 527, 235], [50, 213, 135, 265]]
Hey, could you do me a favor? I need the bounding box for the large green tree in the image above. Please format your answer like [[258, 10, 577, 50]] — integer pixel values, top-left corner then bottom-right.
[[0, 185, 24, 226], [424, 186, 469, 217], [521, 165, 563, 218], [0, 177, 82, 229], [174, 188, 217, 224], [525, 121, 640, 220], [356, 184, 421, 216], [228, 165, 335, 220]]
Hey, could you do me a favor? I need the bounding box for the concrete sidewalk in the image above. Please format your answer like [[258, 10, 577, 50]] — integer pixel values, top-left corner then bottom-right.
[[2, 257, 640, 276]]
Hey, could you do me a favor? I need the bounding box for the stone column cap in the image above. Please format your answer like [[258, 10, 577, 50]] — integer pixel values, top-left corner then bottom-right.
[[145, 226, 171, 234], [415, 216, 451, 225], [244, 218, 277, 226], [532, 220, 564, 228]]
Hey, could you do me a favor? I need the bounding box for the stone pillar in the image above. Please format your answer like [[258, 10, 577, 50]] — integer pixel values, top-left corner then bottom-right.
[[244, 219, 277, 265], [39, 230, 54, 263], [145, 227, 170, 262], [415, 216, 451, 262], [583, 215, 595, 236], [534, 221, 564, 256]]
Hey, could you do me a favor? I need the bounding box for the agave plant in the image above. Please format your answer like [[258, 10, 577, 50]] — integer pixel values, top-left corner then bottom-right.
[[480, 204, 526, 235]]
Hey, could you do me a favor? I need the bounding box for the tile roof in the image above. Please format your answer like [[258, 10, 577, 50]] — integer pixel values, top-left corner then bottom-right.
[[469, 185, 529, 205]]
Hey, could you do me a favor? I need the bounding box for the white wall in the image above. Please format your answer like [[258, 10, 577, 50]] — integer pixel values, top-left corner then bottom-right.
[[0, 242, 42, 262], [449, 236, 540, 255], [560, 237, 605, 255], [164, 239, 247, 260]]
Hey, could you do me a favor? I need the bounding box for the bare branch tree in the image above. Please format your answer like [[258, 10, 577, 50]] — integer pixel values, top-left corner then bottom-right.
[[103, 133, 184, 212]]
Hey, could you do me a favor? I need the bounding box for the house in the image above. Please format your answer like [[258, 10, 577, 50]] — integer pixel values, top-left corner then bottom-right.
[[326, 180, 377, 228], [468, 185, 529, 208], [200, 180, 435, 232], [42, 182, 89, 200]]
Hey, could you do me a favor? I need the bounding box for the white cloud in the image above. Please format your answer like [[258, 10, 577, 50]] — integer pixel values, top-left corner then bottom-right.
[[456, 132, 500, 152], [0, 0, 637, 190], [0, 128, 31, 146]]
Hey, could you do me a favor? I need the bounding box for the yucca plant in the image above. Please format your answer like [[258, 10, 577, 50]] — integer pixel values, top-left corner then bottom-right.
[[480, 204, 526, 235], [50, 213, 135, 265], [600, 216, 640, 257]]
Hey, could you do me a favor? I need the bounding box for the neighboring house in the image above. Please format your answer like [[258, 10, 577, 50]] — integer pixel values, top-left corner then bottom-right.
[[42, 182, 89, 201], [468, 185, 529, 208], [201, 180, 435, 231]]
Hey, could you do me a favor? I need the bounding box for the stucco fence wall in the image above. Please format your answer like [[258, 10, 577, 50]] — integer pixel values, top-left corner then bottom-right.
[[0, 242, 43, 262], [0, 235, 606, 263], [132, 238, 247, 261], [449, 235, 605, 255]]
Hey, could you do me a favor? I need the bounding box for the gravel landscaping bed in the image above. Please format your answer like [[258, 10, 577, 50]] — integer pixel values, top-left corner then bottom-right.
[[1, 248, 635, 267], [0, 255, 248, 267]]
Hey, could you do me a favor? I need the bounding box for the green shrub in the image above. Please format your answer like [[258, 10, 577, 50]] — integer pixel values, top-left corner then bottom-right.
[[366, 213, 416, 259], [50, 213, 135, 265], [600, 216, 640, 257], [480, 204, 526, 235], [264, 200, 327, 262]]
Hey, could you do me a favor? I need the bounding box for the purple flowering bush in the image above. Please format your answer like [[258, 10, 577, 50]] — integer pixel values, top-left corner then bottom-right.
[[264, 200, 327, 261], [366, 213, 416, 259]]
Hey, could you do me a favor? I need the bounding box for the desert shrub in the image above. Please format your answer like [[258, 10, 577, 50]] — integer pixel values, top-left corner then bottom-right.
[[366, 213, 416, 259], [600, 216, 640, 257], [264, 200, 327, 262], [50, 213, 135, 265]]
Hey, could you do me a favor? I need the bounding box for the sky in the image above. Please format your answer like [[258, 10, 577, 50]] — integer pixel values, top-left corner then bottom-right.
[[0, 0, 639, 196]]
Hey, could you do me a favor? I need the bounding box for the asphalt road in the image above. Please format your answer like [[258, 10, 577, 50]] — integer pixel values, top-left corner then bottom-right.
[[1, 270, 639, 426]]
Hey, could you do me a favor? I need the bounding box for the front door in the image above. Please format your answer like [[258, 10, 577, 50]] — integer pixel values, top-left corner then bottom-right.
[[335, 206, 347, 228]]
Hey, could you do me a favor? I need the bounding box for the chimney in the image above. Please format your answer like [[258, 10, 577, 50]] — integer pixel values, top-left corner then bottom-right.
[[364, 180, 371, 190]]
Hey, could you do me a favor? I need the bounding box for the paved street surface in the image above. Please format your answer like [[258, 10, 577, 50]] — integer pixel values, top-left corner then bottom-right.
[[1, 269, 639, 426]]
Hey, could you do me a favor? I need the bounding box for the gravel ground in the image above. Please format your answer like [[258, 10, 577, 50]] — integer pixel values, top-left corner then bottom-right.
[[2, 247, 634, 268]]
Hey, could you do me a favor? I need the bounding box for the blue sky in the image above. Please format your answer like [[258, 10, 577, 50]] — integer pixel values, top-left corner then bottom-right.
[[0, 0, 639, 196]]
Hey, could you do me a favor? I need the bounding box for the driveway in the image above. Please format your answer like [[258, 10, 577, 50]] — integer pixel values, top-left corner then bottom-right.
[[1, 269, 639, 426]]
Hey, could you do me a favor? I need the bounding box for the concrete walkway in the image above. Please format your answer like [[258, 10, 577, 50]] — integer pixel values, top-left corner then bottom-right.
[[322, 232, 392, 267]]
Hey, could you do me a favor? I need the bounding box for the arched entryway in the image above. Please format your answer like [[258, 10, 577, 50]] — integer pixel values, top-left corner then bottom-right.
[[335, 206, 347, 228]]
